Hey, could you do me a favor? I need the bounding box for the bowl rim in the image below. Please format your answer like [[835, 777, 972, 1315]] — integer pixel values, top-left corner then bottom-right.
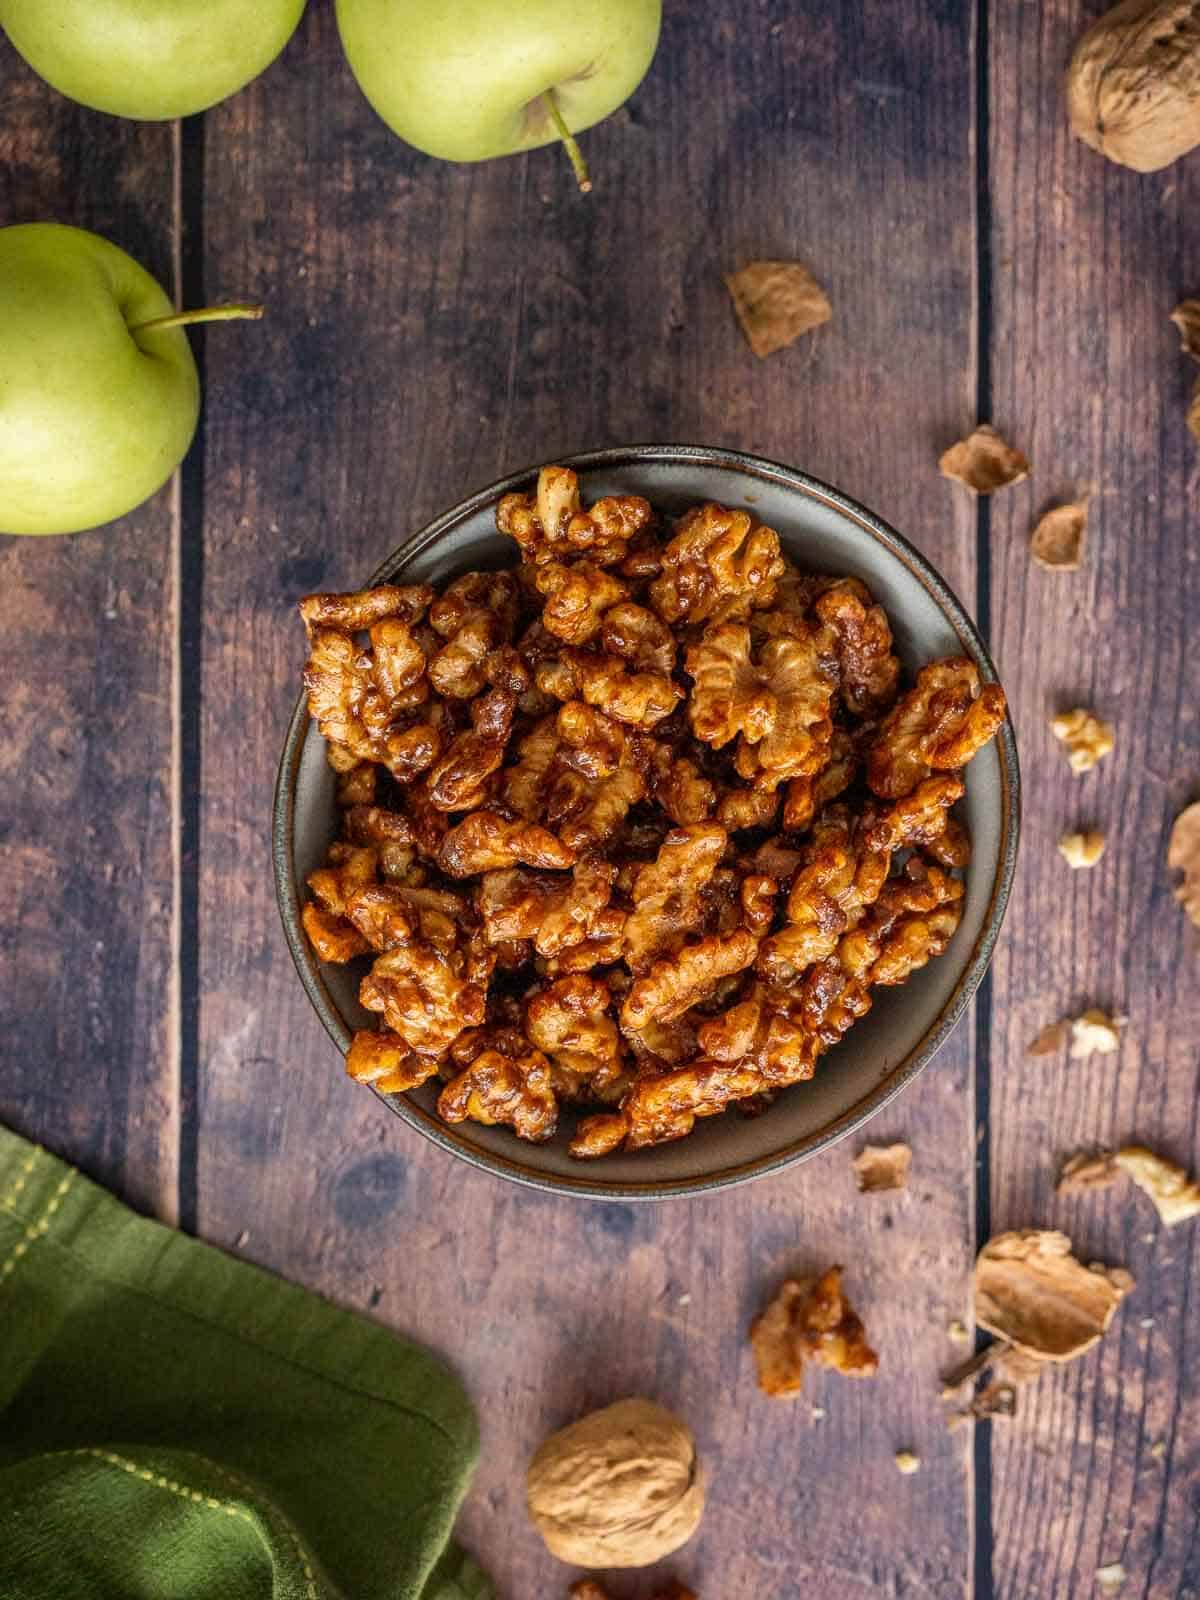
[[273, 443, 1020, 1201]]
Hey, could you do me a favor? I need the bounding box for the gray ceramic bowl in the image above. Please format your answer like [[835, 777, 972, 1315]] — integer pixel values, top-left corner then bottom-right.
[[274, 445, 1019, 1200]]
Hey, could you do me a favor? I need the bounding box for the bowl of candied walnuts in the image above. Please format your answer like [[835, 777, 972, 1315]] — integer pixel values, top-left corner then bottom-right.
[[275, 445, 1018, 1198]]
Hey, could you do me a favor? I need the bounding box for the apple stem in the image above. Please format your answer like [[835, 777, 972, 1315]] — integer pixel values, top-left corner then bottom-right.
[[130, 303, 266, 334], [541, 90, 592, 193]]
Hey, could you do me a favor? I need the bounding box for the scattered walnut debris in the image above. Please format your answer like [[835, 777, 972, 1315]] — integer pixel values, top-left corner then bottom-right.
[[975, 1230, 1133, 1362], [1056, 1149, 1120, 1194], [939, 424, 1029, 495], [1027, 1019, 1070, 1056], [1171, 299, 1200, 360], [724, 259, 832, 358], [1058, 829, 1106, 869], [1067, 0, 1200, 172], [940, 1340, 1036, 1426], [1030, 500, 1087, 571], [1167, 800, 1200, 927], [1051, 708, 1115, 773], [947, 1319, 971, 1346], [1069, 1008, 1125, 1058], [893, 1450, 921, 1475], [1095, 1563, 1127, 1595], [851, 1142, 912, 1193], [571, 1585, 697, 1600], [750, 1266, 878, 1398], [1115, 1145, 1200, 1226]]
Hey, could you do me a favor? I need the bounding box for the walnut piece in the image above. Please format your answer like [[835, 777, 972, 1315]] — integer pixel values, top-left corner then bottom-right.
[[813, 581, 900, 716], [852, 1142, 912, 1193], [427, 570, 519, 698], [622, 823, 729, 971], [868, 658, 1006, 798], [497, 465, 652, 568], [527, 1398, 705, 1568], [437, 1046, 558, 1141], [974, 1230, 1133, 1361], [1069, 1007, 1125, 1058], [1167, 800, 1200, 926], [526, 976, 625, 1097], [724, 258, 832, 358], [750, 1267, 879, 1397], [535, 560, 629, 644], [1058, 829, 1106, 868], [1051, 707, 1115, 774], [437, 810, 575, 877], [1171, 298, 1200, 359], [650, 503, 785, 626], [894, 1451, 921, 1476], [1030, 500, 1088, 571], [345, 1028, 438, 1094], [1067, 0, 1200, 172], [425, 686, 516, 811], [1115, 1145, 1200, 1225], [359, 937, 487, 1059], [939, 424, 1029, 494]]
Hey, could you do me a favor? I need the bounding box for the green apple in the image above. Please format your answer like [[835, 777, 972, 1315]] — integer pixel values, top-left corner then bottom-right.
[[335, 0, 661, 187], [0, 0, 307, 120], [0, 223, 260, 538]]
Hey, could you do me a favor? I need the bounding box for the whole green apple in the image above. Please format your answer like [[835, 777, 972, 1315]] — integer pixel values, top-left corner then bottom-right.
[[0, 223, 203, 538], [0, 0, 307, 120], [335, 0, 661, 183]]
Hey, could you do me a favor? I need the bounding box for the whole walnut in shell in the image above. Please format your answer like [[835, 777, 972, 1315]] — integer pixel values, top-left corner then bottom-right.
[[1067, 0, 1200, 172], [526, 1398, 705, 1568]]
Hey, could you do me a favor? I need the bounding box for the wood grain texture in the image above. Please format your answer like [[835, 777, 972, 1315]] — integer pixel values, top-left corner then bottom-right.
[[0, 39, 179, 1219], [987, 3, 1200, 1596], [194, 5, 982, 1596]]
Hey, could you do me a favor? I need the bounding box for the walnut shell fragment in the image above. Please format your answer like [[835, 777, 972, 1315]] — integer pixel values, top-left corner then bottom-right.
[[852, 1142, 912, 1193], [724, 259, 832, 358], [939, 424, 1029, 495], [974, 1230, 1133, 1362], [1067, 0, 1200, 173], [1030, 500, 1088, 570], [1171, 298, 1200, 359], [527, 1398, 705, 1569], [1167, 799, 1200, 925], [1115, 1145, 1200, 1224], [1056, 1149, 1121, 1194]]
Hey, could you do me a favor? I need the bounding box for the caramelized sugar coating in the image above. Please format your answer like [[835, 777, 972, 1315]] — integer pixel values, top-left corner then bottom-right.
[[298, 465, 1006, 1156], [751, 1266, 879, 1397]]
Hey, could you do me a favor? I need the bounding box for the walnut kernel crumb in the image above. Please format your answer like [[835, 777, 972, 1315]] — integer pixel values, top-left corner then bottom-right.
[[1051, 708, 1115, 773], [947, 1319, 971, 1346], [1069, 1009, 1124, 1059], [894, 1450, 921, 1475], [724, 260, 831, 358], [852, 1141, 912, 1193], [1115, 1145, 1200, 1226], [1095, 1563, 1126, 1595], [939, 424, 1029, 494], [1058, 829, 1106, 869], [1030, 500, 1088, 570]]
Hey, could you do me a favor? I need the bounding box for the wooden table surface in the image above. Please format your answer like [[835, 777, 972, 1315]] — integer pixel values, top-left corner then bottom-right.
[[2, 4, 1197, 1596]]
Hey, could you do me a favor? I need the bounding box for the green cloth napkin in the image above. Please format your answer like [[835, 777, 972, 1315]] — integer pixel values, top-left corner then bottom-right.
[[0, 1125, 492, 1600]]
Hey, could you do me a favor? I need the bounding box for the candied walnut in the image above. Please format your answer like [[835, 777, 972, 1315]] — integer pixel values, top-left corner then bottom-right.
[[1167, 800, 1200, 926], [344, 804, 418, 879], [1115, 1145, 1200, 1225], [939, 424, 1029, 494], [526, 975, 625, 1094], [425, 687, 516, 811], [437, 1047, 558, 1142], [750, 1267, 879, 1398], [861, 775, 966, 856], [299, 583, 433, 634], [621, 1012, 700, 1069], [478, 860, 623, 960], [569, 1111, 631, 1158], [852, 1142, 912, 1193], [695, 983, 820, 1084], [426, 570, 519, 699], [1030, 500, 1088, 571], [307, 841, 378, 916], [724, 259, 832, 358], [496, 464, 652, 568], [345, 1029, 438, 1093], [503, 715, 561, 820], [716, 784, 779, 832], [535, 560, 629, 644], [343, 883, 423, 951], [540, 646, 683, 730], [650, 747, 717, 825], [622, 929, 760, 1030], [302, 624, 442, 779], [1051, 707, 1114, 773], [1058, 829, 1106, 869], [1056, 1149, 1121, 1194], [813, 582, 900, 716], [548, 763, 647, 853], [302, 902, 369, 963], [687, 622, 836, 791], [601, 600, 677, 675], [359, 939, 486, 1057], [438, 810, 575, 877], [974, 1230, 1133, 1362], [650, 503, 785, 626], [857, 867, 964, 988], [868, 657, 1006, 798], [555, 700, 631, 779], [622, 824, 729, 971], [795, 956, 872, 1047], [619, 1057, 769, 1149], [335, 762, 376, 807]]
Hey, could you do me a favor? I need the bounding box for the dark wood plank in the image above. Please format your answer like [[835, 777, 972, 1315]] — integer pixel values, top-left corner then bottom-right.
[[0, 41, 179, 1220], [196, 5, 981, 1595], [988, 4, 1200, 1595]]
